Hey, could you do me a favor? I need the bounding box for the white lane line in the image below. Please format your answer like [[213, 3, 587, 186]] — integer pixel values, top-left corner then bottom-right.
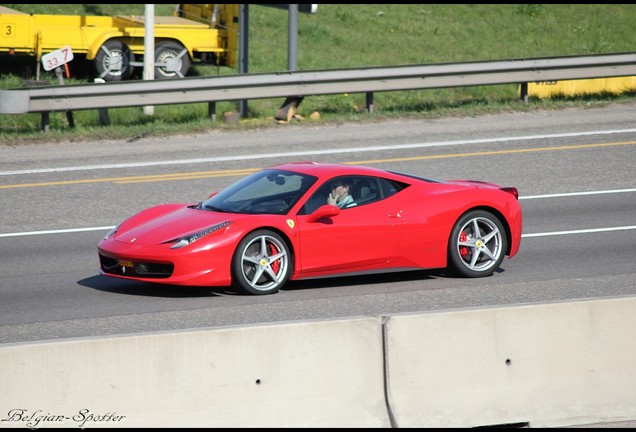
[[1, 225, 635, 240], [520, 188, 636, 199], [0, 226, 115, 238], [2, 128, 636, 176], [1, 189, 634, 239], [522, 226, 636, 238]]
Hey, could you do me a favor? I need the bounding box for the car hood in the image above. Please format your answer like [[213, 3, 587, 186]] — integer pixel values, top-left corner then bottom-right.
[[115, 206, 234, 245]]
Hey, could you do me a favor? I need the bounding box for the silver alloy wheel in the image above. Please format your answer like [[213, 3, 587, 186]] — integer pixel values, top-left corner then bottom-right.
[[455, 215, 504, 272], [239, 233, 289, 292]]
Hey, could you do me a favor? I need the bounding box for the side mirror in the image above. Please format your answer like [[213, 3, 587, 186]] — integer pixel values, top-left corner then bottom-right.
[[307, 204, 340, 223]]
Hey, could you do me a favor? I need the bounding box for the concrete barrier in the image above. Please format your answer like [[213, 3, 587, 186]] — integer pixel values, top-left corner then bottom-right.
[[0, 317, 390, 428], [384, 296, 636, 427], [3, 297, 636, 428]]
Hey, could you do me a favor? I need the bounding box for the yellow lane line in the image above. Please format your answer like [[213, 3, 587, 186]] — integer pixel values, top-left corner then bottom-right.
[[346, 140, 636, 165], [0, 168, 257, 189], [1, 141, 634, 189]]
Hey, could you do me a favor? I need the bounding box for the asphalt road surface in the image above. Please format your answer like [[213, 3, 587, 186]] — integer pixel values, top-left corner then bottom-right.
[[1, 102, 635, 346], [2, 101, 635, 428]]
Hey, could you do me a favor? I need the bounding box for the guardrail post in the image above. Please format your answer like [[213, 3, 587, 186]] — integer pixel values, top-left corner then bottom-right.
[[54, 66, 75, 128], [366, 92, 374, 113], [519, 82, 529, 104], [40, 111, 50, 132], [94, 78, 110, 126], [208, 102, 217, 122]]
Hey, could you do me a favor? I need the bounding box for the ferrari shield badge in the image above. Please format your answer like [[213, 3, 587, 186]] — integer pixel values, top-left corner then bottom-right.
[[286, 219, 295, 229]]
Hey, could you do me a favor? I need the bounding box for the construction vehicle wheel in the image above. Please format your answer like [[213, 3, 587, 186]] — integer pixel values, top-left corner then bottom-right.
[[94, 40, 135, 81], [154, 41, 191, 79]]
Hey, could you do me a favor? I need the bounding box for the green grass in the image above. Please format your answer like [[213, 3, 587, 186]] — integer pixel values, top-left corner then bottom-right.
[[1, 4, 636, 145]]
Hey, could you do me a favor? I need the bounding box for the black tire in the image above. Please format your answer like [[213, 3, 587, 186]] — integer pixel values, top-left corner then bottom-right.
[[447, 209, 507, 278], [154, 41, 191, 79], [231, 230, 292, 295], [94, 40, 135, 81]]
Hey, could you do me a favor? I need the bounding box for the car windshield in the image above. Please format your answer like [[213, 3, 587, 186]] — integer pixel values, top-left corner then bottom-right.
[[202, 169, 317, 215]]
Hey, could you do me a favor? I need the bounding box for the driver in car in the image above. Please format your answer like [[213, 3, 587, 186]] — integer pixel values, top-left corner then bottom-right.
[[327, 180, 356, 208]]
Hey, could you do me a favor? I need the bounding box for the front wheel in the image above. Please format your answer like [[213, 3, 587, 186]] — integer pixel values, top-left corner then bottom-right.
[[232, 230, 292, 295], [447, 210, 507, 278]]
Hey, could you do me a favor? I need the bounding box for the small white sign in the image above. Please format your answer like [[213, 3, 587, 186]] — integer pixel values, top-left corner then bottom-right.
[[41, 46, 74, 71]]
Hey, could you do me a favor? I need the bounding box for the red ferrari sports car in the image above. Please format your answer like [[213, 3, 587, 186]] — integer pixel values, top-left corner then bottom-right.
[[98, 161, 522, 295]]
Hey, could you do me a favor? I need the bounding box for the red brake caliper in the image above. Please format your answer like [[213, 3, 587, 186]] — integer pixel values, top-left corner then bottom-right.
[[269, 244, 280, 274], [459, 231, 469, 257]]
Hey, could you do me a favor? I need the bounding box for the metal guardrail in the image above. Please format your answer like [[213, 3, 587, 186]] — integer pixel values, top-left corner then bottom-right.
[[1, 52, 635, 117]]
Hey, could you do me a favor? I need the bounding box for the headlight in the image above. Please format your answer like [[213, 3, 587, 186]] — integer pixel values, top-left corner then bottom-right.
[[103, 224, 120, 240], [170, 221, 231, 249]]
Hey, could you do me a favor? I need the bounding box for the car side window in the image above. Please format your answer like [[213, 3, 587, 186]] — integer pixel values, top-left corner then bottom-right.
[[351, 177, 406, 205], [299, 175, 355, 214], [298, 176, 409, 215], [350, 176, 379, 205]]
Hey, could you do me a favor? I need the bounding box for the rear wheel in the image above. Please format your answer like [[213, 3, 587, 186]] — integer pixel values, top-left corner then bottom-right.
[[94, 40, 135, 81], [154, 41, 190, 79], [447, 210, 507, 278], [232, 230, 292, 295]]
